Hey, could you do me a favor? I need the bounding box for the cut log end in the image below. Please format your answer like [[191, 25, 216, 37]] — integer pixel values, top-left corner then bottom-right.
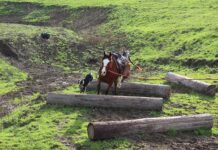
[[88, 123, 95, 140], [166, 72, 217, 96], [207, 85, 217, 95]]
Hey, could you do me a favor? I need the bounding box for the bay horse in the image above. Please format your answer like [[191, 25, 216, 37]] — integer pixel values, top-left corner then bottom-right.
[[97, 51, 128, 95]]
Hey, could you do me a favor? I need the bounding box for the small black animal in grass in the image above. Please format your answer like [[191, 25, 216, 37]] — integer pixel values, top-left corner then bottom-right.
[[41, 32, 50, 40], [78, 73, 93, 93]]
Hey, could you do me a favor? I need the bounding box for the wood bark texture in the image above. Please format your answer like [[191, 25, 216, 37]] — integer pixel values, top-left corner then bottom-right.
[[47, 93, 163, 110], [166, 72, 216, 96], [87, 81, 171, 99], [87, 114, 213, 140]]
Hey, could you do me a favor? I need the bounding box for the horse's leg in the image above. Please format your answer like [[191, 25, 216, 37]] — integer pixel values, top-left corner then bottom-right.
[[114, 80, 118, 95], [97, 80, 101, 95], [105, 83, 112, 95]]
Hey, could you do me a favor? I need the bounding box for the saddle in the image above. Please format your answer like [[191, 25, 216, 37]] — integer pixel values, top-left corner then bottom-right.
[[112, 53, 129, 75]]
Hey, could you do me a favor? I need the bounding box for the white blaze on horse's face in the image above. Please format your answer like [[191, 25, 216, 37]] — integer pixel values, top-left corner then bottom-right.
[[101, 58, 110, 76]]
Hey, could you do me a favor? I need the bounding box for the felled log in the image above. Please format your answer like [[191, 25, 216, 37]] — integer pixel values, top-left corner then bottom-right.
[[166, 72, 216, 96], [87, 114, 213, 140], [47, 93, 163, 110], [87, 81, 171, 99]]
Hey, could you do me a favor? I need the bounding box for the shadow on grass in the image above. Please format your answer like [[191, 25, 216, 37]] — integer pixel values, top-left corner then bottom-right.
[[40, 100, 216, 150], [166, 82, 217, 100], [41, 104, 131, 150]]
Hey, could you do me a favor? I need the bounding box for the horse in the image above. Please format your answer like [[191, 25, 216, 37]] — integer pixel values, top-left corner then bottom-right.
[[97, 51, 124, 95]]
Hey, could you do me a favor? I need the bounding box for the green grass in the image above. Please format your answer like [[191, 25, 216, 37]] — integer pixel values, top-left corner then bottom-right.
[[0, 0, 136, 7], [164, 92, 218, 135], [0, 23, 79, 40], [0, 0, 217, 149], [23, 10, 50, 23], [101, 1, 218, 64], [1, 84, 216, 149], [0, 100, 69, 149], [1, 0, 217, 67], [1, 0, 218, 8], [0, 23, 83, 70], [0, 59, 27, 95], [0, 94, 132, 150]]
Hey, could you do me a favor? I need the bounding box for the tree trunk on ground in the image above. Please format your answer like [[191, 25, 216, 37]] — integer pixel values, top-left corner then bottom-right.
[[47, 93, 163, 110], [87, 114, 213, 140], [87, 81, 171, 99], [165, 72, 217, 96]]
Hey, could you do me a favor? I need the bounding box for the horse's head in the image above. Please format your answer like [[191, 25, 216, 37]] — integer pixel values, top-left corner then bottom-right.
[[100, 51, 112, 76]]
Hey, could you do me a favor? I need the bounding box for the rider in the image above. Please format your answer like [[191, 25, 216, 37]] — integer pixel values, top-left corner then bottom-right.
[[120, 50, 141, 73], [120, 50, 131, 77], [113, 50, 131, 87]]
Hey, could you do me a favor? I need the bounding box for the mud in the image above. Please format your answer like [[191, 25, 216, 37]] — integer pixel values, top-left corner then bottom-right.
[[0, 2, 111, 32], [0, 60, 81, 117], [0, 40, 18, 60]]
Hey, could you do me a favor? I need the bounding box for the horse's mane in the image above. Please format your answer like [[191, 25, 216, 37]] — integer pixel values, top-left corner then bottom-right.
[[111, 55, 121, 73]]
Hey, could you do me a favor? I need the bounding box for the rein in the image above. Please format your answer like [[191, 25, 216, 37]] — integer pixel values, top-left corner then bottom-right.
[[108, 70, 218, 81], [107, 56, 128, 77], [108, 69, 128, 77]]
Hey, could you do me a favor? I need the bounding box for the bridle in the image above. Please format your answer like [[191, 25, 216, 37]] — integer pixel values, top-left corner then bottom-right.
[[102, 57, 127, 77]]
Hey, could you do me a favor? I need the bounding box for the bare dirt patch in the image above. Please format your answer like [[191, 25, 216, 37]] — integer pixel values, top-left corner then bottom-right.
[[0, 40, 18, 60], [0, 61, 80, 117], [0, 2, 112, 32]]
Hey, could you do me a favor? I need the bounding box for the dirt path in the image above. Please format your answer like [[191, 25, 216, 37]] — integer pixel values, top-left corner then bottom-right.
[[0, 58, 81, 117]]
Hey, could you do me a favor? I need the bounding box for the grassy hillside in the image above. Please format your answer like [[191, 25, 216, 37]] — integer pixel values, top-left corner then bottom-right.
[[0, 0, 217, 149], [100, 0, 218, 67], [0, 59, 27, 95], [1, 0, 217, 70], [1, 0, 218, 8], [0, 22, 99, 76], [0, 0, 136, 7]]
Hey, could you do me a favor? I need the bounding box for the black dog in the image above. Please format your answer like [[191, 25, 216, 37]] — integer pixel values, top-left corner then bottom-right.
[[41, 32, 50, 40], [78, 73, 93, 93]]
